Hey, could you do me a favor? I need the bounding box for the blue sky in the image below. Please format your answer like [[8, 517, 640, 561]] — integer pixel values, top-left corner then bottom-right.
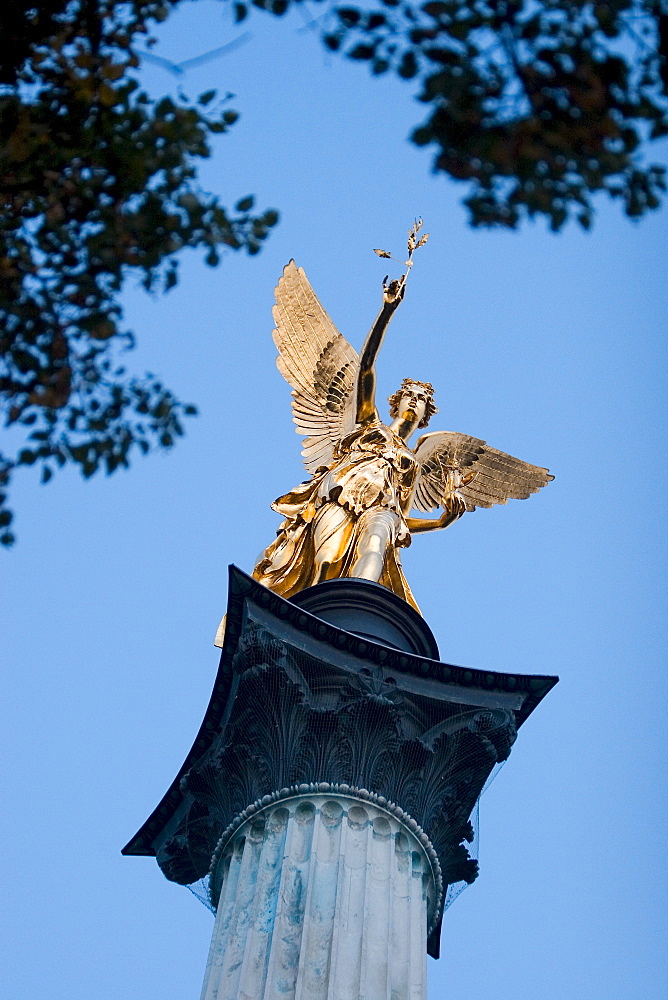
[[3, 4, 667, 998]]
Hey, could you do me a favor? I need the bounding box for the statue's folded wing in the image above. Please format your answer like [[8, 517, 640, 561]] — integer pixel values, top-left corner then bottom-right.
[[273, 261, 359, 474], [412, 431, 553, 512]]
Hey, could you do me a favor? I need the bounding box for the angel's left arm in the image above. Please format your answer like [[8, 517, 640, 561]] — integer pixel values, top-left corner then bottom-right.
[[356, 276, 406, 425], [405, 507, 464, 534], [406, 465, 476, 532]]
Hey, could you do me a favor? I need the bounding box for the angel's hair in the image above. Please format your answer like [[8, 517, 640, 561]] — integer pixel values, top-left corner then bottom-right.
[[388, 378, 438, 429]]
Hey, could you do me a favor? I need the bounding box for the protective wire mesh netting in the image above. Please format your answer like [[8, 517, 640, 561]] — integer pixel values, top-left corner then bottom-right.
[[187, 876, 215, 913]]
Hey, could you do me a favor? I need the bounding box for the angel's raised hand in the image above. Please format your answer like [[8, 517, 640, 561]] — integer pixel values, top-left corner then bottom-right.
[[382, 275, 406, 306]]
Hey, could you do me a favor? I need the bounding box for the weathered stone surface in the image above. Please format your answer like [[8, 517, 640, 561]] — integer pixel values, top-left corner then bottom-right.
[[200, 794, 432, 1000]]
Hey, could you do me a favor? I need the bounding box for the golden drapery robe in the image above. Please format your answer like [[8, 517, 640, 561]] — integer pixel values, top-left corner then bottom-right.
[[252, 420, 421, 611]]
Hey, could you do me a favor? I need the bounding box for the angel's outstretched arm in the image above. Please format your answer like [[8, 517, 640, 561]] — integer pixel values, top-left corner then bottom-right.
[[355, 276, 406, 425], [406, 466, 476, 532], [405, 505, 465, 534]]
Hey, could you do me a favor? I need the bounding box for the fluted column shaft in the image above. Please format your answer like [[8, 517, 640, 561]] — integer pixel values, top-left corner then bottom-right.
[[200, 793, 434, 1000]]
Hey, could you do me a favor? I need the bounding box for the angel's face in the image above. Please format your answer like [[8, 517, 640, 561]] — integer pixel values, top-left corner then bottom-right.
[[397, 386, 428, 427]]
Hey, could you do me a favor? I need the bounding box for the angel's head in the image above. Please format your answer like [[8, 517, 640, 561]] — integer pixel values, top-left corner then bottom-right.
[[388, 378, 438, 431]]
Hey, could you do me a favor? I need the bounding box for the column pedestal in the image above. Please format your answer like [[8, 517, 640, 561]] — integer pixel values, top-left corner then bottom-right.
[[200, 792, 435, 1000]]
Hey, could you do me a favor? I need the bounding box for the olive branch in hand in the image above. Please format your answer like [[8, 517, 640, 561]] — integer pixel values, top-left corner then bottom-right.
[[373, 218, 429, 272]]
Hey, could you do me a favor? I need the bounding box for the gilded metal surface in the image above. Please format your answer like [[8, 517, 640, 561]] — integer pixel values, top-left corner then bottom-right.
[[252, 224, 553, 615]]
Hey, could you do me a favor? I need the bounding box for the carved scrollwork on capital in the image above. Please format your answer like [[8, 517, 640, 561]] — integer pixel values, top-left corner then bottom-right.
[[347, 665, 403, 705], [155, 801, 220, 885]]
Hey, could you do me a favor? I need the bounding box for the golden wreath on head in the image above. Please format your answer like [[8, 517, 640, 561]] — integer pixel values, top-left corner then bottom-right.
[[387, 378, 438, 429]]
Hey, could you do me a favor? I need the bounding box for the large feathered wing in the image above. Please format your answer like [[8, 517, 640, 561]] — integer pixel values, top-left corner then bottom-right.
[[412, 431, 553, 512], [272, 261, 359, 473]]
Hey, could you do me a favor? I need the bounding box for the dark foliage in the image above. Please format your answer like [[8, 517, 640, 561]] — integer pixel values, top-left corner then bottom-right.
[[239, 0, 667, 228], [317, 0, 668, 229], [2, 0, 666, 546], [0, 1, 278, 545]]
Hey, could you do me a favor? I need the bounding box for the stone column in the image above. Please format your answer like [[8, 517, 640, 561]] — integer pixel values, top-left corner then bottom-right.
[[200, 792, 436, 1000]]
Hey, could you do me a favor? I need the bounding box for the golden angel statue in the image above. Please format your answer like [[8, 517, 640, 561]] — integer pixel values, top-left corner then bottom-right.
[[253, 226, 552, 613]]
